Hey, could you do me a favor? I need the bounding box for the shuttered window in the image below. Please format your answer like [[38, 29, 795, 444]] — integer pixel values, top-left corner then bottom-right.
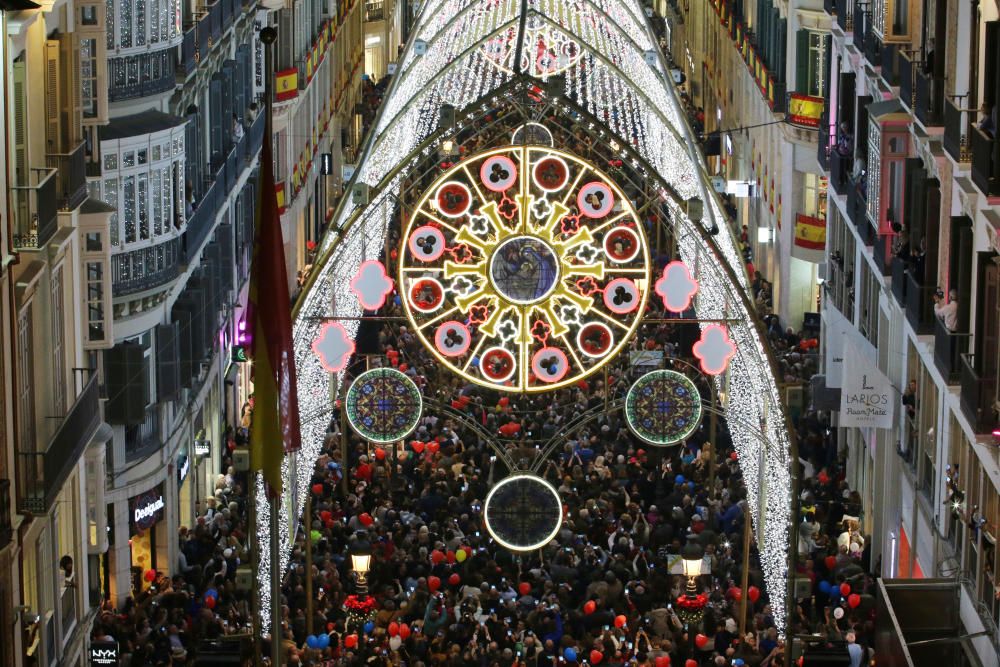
[[105, 342, 147, 425], [155, 323, 180, 402]]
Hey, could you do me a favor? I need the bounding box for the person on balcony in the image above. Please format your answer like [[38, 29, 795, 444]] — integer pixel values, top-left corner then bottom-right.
[[979, 103, 996, 138], [836, 122, 853, 157], [933, 288, 959, 331], [232, 114, 245, 142]]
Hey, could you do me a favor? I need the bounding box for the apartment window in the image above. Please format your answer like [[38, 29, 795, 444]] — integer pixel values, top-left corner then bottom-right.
[[80, 37, 98, 119], [122, 175, 136, 242], [106, 0, 114, 49], [151, 169, 162, 235], [795, 30, 826, 97], [858, 262, 879, 344], [135, 0, 145, 45], [103, 178, 119, 246], [137, 173, 148, 240], [118, 0, 132, 48], [51, 266, 66, 414], [866, 124, 882, 226], [17, 307, 35, 453], [149, 0, 158, 42]]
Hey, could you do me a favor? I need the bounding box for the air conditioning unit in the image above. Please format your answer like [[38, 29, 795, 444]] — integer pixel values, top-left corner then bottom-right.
[[351, 183, 370, 207], [233, 448, 250, 472]]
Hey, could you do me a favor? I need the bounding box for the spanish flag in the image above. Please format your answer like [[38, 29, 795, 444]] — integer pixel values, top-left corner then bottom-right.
[[306, 49, 314, 83], [275, 182, 286, 214], [794, 213, 826, 250], [247, 119, 300, 496], [275, 67, 298, 102]]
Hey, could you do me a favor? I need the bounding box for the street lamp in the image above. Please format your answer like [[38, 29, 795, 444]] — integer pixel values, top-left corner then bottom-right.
[[350, 535, 372, 595], [681, 542, 704, 594], [676, 542, 708, 631]]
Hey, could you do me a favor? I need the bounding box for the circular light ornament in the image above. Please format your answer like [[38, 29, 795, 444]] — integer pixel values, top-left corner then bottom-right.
[[480, 17, 585, 78], [578, 182, 615, 218], [345, 368, 422, 443], [511, 123, 554, 147], [625, 370, 703, 446], [483, 474, 563, 552], [398, 145, 650, 392]]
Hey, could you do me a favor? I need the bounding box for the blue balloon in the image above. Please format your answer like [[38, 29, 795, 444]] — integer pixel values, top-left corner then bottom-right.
[[675, 474, 685, 484], [818, 580, 831, 594], [319, 634, 330, 649], [471, 356, 480, 368], [205, 588, 218, 600], [564, 647, 578, 662], [364, 621, 375, 634], [306, 635, 318, 649], [688, 481, 695, 490], [734, 660, 745, 667], [327, 461, 337, 470]]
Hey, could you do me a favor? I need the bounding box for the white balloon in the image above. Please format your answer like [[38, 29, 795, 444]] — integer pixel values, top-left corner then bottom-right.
[[833, 607, 844, 619], [389, 636, 402, 651]]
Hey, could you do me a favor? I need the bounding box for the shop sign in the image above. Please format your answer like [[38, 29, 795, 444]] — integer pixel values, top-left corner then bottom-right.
[[178, 455, 190, 484], [194, 439, 211, 456], [90, 641, 119, 666], [839, 339, 894, 429], [131, 487, 165, 533]]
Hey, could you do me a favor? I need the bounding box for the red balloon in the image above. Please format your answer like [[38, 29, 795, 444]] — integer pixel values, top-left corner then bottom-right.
[[686, 660, 698, 667], [729, 587, 742, 601], [374, 447, 386, 461], [519, 582, 531, 596], [320, 510, 333, 521], [458, 395, 471, 407], [824, 555, 837, 570], [848, 593, 861, 608], [399, 363, 409, 372], [655, 657, 671, 667], [730, 451, 739, 460], [590, 650, 603, 664], [399, 624, 411, 640], [312, 483, 324, 495], [694, 633, 709, 648], [388, 622, 399, 637], [144, 569, 157, 582], [449, 573, 461, 586], [748, 585, 760, 603], [498, 396, 510, 407], [411, 441, 425, 454], [614, 614, 626, 628], [427, 441, 440, 454], [325, 518, 335, 529], [204, 595, 216, 609], [461, 545, 472, 558], [344, 634, 358, 648], [359, 513, 374, 527], [451, 399, 463, 409], [428, 576, 441, 592], [840, 583, 851, 596], [446, 550, 456, 564], [327, 622, 335, 632], [431, 549, 445, 565], [583, 600, 596, 615]]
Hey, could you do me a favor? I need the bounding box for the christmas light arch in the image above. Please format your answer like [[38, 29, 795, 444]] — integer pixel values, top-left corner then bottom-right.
[[258, 0, 796, 634]]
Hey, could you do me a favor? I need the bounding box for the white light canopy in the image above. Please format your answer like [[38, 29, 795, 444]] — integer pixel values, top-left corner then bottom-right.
[[258, 0, 794, 634]]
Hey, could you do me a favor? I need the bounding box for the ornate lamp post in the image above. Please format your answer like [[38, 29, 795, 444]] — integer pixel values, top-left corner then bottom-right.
[[676, 541, 708, 652], [345, 534, 376, 629]]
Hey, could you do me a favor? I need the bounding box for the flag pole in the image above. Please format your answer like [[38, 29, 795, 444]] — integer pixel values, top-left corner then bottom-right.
[[258, 23, 283, 667]]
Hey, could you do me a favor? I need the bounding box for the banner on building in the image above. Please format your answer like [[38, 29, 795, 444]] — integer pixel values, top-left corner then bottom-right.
[[838, 338, 894, 428], [788, 93, 824, 128], [794, 213, 826, 250], [822, 303, 854, 388], [275, 68, 299, 101]]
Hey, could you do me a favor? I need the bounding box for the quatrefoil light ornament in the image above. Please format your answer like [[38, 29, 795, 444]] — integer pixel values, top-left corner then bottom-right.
[[350, 260, 394, 310], [692, 325, 736, 376], [654, 261, 699, 313], [312, 322, 355, 373]]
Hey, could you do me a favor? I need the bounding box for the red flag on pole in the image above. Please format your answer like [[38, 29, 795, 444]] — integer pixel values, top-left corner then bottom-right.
[[247, 124, 300, 496]]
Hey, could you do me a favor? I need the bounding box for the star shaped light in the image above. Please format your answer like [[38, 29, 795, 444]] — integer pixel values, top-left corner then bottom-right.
[[312, 322, 355, 373], [692, 325, 736, 376], [350, 260, 393, 310], [655, 261, 699, 313]]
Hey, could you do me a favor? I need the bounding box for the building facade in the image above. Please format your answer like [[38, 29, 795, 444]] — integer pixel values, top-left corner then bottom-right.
[[661, 0, 830, 329], [0, 0, 397, 663], [821, 0, 1000, 660]]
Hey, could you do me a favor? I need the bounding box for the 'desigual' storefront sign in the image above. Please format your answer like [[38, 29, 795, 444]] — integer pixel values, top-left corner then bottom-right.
[[130, 485, 165, 534]]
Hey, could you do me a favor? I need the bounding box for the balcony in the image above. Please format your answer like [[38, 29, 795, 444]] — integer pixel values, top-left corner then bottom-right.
[[835, 0, 853, 31], [108, 51, 177, 102], [933, 317, 970, 383], [17, 373, 100, 514], [899, 51, 914, 109], [46, 142, 88, 211], [959, 353, 997, 433], [111, 237, 183, 297], [891, 258, 908, 306], [184, 112, 265, 262], [970, 126, 1000, 197], [904, 271, 936, 334], [913, 71, 944, 127], [830, 150, 851, 195], [179, 25, 197, 77], [11, 167, 58, 251], [943, 97, 970, 163], [365, 0, 384, 21], [124, 405, 161, 459], [872, 233, 893, 275]]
